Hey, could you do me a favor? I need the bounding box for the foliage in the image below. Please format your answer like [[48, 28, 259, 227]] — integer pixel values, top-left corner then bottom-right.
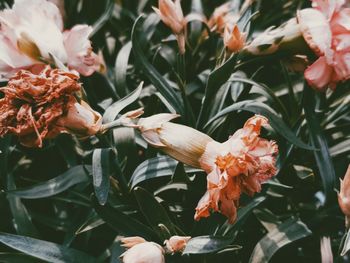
[[0, 0, 349, 262]]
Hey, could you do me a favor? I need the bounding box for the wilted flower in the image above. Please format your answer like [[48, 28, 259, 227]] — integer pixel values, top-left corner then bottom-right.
[[338, 165, 350, 228], [120, 236, 165, 263], [0, 0, 101, 78], [153, 0, 186, 54], [164, 236, 191, 254], [298, 0, 350, 90], [137, 114, 278, 223], [0, 66, 101, 147], [224, 25, 246, 53]]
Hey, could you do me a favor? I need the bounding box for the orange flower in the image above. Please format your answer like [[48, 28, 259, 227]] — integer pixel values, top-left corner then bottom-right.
[[153, 0, 186, 54], [224, 25, 246, 53], [137, 114, 278, 223], [0, 66, 101, 147], [164, 236, 191, 254], [338, 165, 350, 228]]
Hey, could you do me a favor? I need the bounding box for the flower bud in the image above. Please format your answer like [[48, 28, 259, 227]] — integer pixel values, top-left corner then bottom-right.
[[137, 113, 213, 168], [224, 25, 246, 53], [338, 165, 350, 228], [164, 236, 191, 254], [153, 0, 186, 54]]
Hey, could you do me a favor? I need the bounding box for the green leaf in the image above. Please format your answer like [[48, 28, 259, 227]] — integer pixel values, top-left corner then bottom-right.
[[218, 196, 267, 237], [0, 232, 96, 263], [115, 41, 132, 97], [131, 16, 185, 116], [303, 86, 336, 203], [92, 195, 157, 240], [248, 218, 312, 263], [102, 82, 143, 124], [92, 148, 112, 205], [90, 0, 114, 37], [0, 253, 44, 263], [205, 100, 314, 150], [129, 156, 201, 188], [7, 166, 90, 199], [340, 228, 350, 256], [183, 236, 235, 254], [134, 187, 177, 239]]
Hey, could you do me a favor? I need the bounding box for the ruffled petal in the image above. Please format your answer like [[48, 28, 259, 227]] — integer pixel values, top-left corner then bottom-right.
[[304, 56, 334, 90]]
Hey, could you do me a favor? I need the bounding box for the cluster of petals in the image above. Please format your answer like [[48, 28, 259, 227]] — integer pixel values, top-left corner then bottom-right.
[[195, 115, 278, 223], [153, 0, 186, 54], [0, 66, 101, 147], [120, 235, 190, 263], [137, 114, 278, 223], [0, 0, 101, 78], [298, 0, 350, 90], [338, 165, 350, 228]]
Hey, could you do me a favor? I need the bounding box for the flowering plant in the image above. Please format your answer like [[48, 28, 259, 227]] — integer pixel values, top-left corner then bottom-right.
[[0, 0, 348, 262]]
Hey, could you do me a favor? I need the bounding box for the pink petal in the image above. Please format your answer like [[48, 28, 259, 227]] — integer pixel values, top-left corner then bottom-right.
[[304, 56, 334, 90], [63, 25, 99, 76], [297, 8, 332, 57], [333, 51, 350, 81], [331, 8, 350, 34]]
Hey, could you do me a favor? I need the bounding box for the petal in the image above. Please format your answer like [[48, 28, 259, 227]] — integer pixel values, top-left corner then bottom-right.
[[304, 56, 334, 90], [332, 51, 350, 81], [121, 242, 165, 263], [63, 25, 100, 76], [333, 33, 350, 51], [297, 8, 332, 57], [331, 8, 350, 34]]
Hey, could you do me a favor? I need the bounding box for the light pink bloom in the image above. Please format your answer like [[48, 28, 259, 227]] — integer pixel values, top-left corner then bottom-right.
[[120, 237, 165, 263], [298, 0, 350, 90], [137, 114, 278, 223], [0, 0, 101, 78], [338, 165, 350, 228], [207, 3, 239, 34]]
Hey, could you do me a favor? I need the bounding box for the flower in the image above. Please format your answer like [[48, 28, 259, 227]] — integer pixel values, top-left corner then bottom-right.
[[120, 236, 165, 263], [0, 0, 101, 77], [297, 0, 350, 90], [153, 0, 186, 54], [338, 165, 350, 228], [224, 25, 246, 53], [137, 114, 278, 223], [164, 236, 191, 254], [0, 66, 101, 147]]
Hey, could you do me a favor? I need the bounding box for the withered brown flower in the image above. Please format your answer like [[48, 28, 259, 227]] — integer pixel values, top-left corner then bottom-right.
[[0, 66, 101, 147]]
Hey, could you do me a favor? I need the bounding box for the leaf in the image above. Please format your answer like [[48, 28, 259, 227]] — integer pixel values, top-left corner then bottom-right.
[[102, 82, 143, 124], [248, 218, 312, 263], [0, 253, 43, 263], [218, 196, 267, 237], [91, 0, 114, 37], [1, 137, 39, 238], [7, 166, 90, 199], [115, 41, 132, 97], [205, 100, 314, 150], [131, 16, 184, 115], [92, 195, 157, 240], [92, 148, 112, 205], [129, 156, 201, 188], [134, 187, 177, 239], [303, 86, 336, 203], [340, 228, 350, 256], [183, 236, 235, 255], [0, 232, 96, 263]]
